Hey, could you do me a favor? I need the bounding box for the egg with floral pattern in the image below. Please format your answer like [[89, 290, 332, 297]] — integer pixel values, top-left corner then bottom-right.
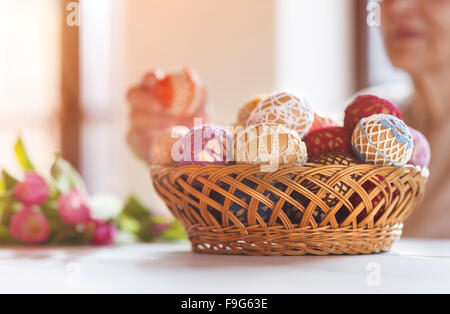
[[246, 92, 314, 138]]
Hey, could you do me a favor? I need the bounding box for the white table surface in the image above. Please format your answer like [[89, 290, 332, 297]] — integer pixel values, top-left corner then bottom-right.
[[0, 239, 449, 294]]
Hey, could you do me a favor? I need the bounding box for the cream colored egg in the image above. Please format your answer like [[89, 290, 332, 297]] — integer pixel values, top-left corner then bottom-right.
[[351, 114, 413, 166], [235, 123, 307, 171], [246, 92, 314, 138]]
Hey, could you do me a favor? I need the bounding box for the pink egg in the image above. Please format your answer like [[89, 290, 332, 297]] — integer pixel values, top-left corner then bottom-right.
[[178, 125, 234, 165], [408, 127, 431, 168]]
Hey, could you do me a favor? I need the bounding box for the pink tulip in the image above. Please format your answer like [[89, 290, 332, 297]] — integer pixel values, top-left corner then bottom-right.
[[13, 172, 50, 205], [91, 220, 117, 246], [58, 189, 91, 226], [9, 206, 50, 244]]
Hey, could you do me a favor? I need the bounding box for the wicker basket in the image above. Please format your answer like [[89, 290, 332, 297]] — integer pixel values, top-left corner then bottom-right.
[[151, 161, 427, 256]]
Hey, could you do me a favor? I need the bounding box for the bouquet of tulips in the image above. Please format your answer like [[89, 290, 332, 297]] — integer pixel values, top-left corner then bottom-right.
[[0, 138, 185, 246]]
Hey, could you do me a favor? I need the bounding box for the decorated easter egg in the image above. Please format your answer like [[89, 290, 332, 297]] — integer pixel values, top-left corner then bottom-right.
[[344, 95, 403, 137], [236, 95, 265, 126], [150, 127, 189, 166], [226, 179, 276, 225], [352, 114, 413, 167], [235, 123, 308, 169], [246, 92, 314, 138], [303, 126, 353, 159], [178, 125, 234, 165], [408, 127, 431, 168], [154, 67, 207, 116], [309, 113, 337, 133]]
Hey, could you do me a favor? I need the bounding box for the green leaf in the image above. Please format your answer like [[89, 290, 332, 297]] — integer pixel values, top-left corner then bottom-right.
[[137, 217, 186, 242], [118, 196, 150, 238], [118, 215, 141, 234], [47, 183, 61, 202], [0, 224, 18, 245], [117, 195, 185, 243], [0, 196, 13, 225], [40, 200, 60, 219], [120, 196, 150, 221], [1, 170, 19, 190], [45, 217, 94, 245], [14, 138, 35, 171], [136, 219, 154, 242], [50, 155, 86, 194], [49, 226, 93, 245], [159, 219, 186, 241]]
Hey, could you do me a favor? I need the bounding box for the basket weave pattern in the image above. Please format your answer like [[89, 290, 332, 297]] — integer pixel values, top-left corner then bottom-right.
[[151, 163, 427, 255]]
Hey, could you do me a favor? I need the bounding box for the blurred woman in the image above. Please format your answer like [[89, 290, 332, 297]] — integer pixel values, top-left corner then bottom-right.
[[364, 0, 450, 237]]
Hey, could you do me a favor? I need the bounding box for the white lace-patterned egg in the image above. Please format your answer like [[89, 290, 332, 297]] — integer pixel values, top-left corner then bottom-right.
[[235, 123, 308, 169], [352, 114, 413, 167], [245, 92, 314, 138]]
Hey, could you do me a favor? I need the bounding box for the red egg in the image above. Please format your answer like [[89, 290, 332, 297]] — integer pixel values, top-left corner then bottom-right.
[[303, 126, 352, 159], [344, 95, 403, 137]]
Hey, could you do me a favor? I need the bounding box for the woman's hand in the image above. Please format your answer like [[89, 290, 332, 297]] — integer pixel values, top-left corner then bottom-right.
[[127, 71, 209, 164]]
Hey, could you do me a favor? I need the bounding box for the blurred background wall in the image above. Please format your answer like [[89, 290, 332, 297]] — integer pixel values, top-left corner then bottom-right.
[[0, 0, 61, 176], [275, 0, 356, 114]]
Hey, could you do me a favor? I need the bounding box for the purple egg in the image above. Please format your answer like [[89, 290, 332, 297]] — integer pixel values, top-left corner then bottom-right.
[[178, 125, 234, 165], [408, 127, 431, 168]]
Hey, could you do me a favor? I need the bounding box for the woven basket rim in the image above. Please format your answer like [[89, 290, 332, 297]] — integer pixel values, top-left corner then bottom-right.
[[151, 162, 429, 173], [151, 163, 430, 184]]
